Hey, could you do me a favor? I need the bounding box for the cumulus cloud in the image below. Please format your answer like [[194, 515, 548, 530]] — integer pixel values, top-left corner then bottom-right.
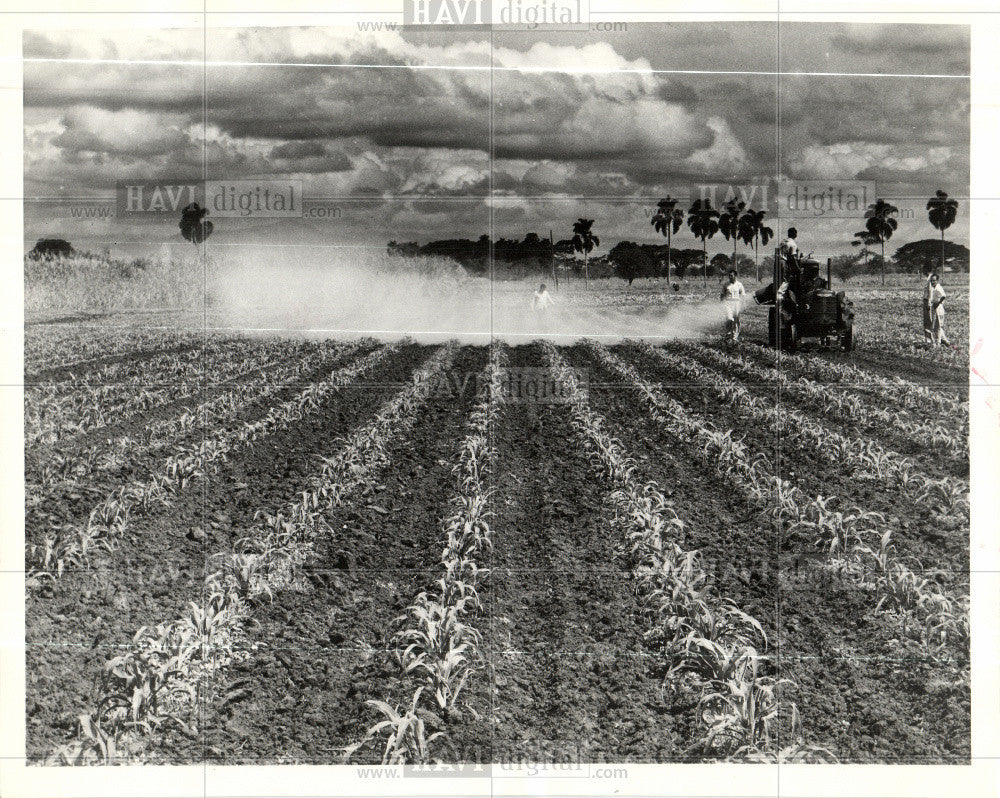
[[788, 141, 959, 181], [22, 21, 969, 254], [54, 107, 191, 158]]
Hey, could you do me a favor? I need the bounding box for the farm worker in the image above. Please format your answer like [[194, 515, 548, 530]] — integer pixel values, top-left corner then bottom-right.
[[776, 228, 801, 305], [779, 227, 799, 263], [720, 270, 746, 342], [926, 273, 950, 348], [531, 283, 556, 332], [532, 283, 555, 312], [922, 273, 935, 343]]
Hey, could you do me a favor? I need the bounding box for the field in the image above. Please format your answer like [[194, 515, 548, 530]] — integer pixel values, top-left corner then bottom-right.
[[24, 276, 970, 766]]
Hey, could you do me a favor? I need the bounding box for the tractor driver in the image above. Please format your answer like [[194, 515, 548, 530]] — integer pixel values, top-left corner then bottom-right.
[[779, 227, 799, 262], [775, 228, 801, 326], [776, 228, 802, 297]]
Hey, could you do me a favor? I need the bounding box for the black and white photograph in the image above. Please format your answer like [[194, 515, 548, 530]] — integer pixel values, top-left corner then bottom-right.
[[3, 1, 998, 796]]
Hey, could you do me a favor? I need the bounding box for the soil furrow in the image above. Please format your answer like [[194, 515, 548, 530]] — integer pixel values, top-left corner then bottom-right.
[[478, 342, 691, 764], [569, 343, 969, 763], [619, 344, 969, 580], [26, 345, 427, 761], [189, 345, 487, 765]]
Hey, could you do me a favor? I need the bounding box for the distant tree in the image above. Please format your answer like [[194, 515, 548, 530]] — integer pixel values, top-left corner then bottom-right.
[[28, 238, 73, 259], [864, 198, 898, 286], [830, 254, 856, 283], [609, 241, 644, 286], [686, 199, 720, 286], [893, 239, 970, 274], [650, 196, 685, 281], [553, 238, 576, 256], [571, 218, 600, 288], [737, 209, 773, 282], [179, 203, 213, 245], [387, 240, 420, 256], [709, 252, 731, 277], [851, 229, 878, 272], [926, 190, 960, 275], [718, 199, 746, 276], [673, 248, 704, 279]]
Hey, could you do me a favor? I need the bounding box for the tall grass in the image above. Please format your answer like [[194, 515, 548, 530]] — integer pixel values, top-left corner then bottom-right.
[[24, 253, 203, 313]]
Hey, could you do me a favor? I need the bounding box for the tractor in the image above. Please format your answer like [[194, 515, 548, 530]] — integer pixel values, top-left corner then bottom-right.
[[753, 248, 854, 351]]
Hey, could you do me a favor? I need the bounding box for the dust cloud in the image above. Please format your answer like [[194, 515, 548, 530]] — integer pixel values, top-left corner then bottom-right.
[[206, 248, 731, 344]]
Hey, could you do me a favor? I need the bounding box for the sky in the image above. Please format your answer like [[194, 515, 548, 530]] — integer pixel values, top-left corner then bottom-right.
[[22, 22, 970, 260]]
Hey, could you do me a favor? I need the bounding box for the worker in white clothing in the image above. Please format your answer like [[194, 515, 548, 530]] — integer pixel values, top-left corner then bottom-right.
[[531, 282, 555, 333], [925, 273, 950, 348], [720, 269, 746, 343]]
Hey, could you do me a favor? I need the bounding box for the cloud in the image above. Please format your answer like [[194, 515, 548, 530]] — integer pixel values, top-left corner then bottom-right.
[[22, 22, 970, 255], [268, 141, 352, 172], [830, 24, 966, 57], [53, 107, 192, 158], [787, 141, 957, 181]]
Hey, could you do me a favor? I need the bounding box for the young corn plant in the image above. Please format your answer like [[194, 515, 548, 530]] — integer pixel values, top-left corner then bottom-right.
[[359, 688, 444, 765], [697, 654, 795, 760], [359, 346, 506, 760], [32, 342, 402, 587], [47, 343, 466, 764], [545, 340, 828, 762]]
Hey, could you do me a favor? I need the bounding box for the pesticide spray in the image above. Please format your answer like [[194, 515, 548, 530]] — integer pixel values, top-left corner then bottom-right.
[[206, 247, 731, 344]]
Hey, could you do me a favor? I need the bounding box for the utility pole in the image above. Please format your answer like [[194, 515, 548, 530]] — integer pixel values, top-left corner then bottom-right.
[[550, 229, 558, 290]]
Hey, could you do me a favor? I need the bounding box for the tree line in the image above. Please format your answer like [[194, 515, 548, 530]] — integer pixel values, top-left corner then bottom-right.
[[387, 189, 963, 287]]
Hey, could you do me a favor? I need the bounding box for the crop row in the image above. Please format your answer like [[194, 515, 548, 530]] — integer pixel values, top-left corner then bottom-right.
[[31, 335, 211, 393], [865, 310, 969, 360], [639, 343, 969, 515], [25, 328, 204, 379], [27, 340, 368, 502], [50, 343, 459, 764], [26, 337, 330, 445], [543, 341, 833, 761], [739, 341, 967, 420], [862, 315, 969, 361], [867, 329, 966, 368], [28, 353, 262, 447], [586, 341, 969, 667], [353, 345, 507, 765], [26, 343, 399, 586], [29, 333, 275, 387], [27, 349, 208, 445], [687, 342, 967, 459]]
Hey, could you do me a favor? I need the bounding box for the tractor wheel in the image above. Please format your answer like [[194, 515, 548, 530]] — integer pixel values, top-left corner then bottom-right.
[[841, 321, 853, 352]]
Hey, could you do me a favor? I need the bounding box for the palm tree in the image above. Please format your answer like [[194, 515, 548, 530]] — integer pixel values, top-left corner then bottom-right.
[[718, 199, 746, 277], [926, 189, 959, 276], [737, 209, 773, 282], [864, 199, 899, 286], [651, 196, 685, 282], [571, 218, 600, 288], [686, 199, 720, 286]]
